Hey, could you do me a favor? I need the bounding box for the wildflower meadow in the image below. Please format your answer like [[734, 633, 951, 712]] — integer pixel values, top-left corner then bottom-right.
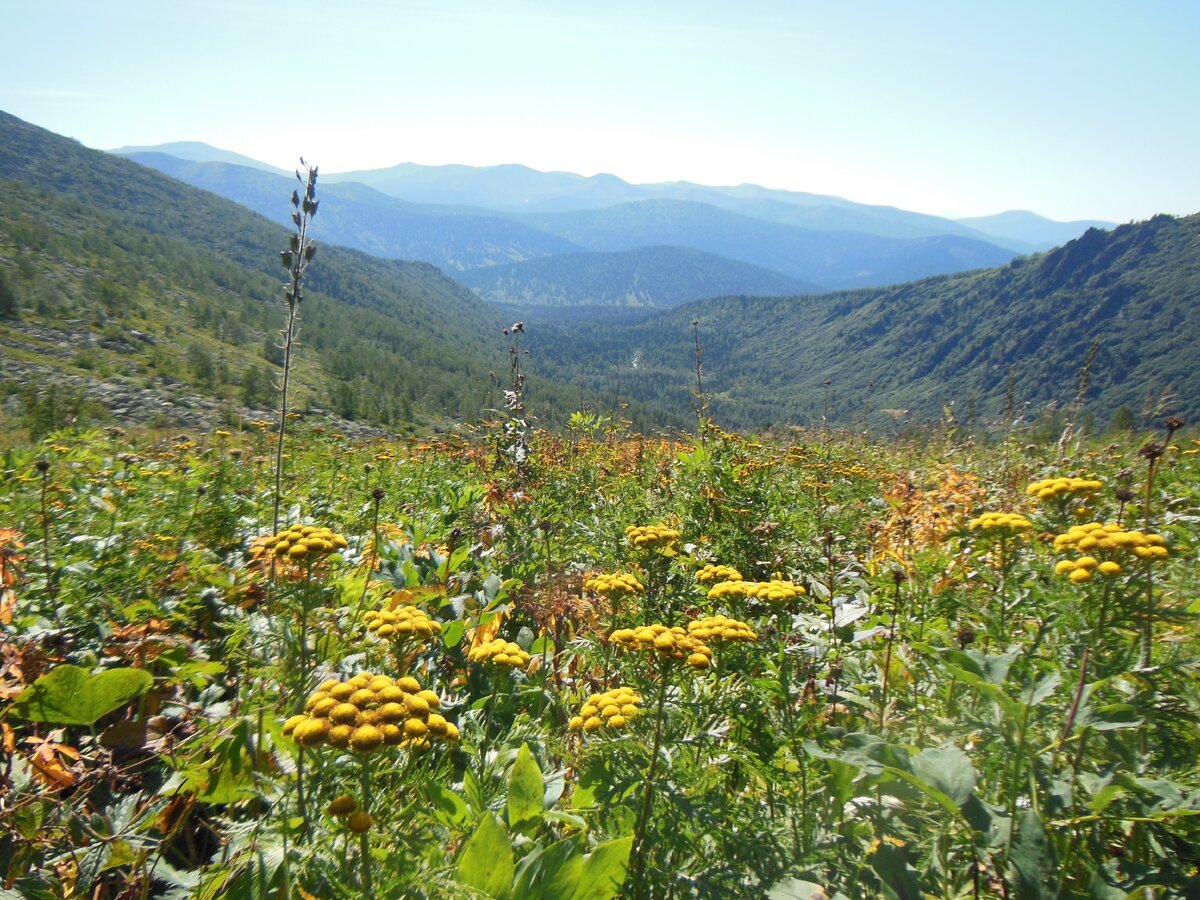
[[2, 410, 1198, 898]]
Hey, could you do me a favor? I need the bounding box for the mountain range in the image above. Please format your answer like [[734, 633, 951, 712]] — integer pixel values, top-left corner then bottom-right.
[[113, 143, 1114, 306], [2, 110, 1191, 437]]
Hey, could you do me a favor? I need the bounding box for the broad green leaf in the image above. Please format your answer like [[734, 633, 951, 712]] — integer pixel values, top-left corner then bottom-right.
[[513, 840, 583, 899], [1082, 703, 1143, 731], [570, 835, 633, 900], [1021, 673, 1061, 707], [508, 743, 544, 831], [458, 814, 514, 899], [11, 664, 152, 726], [766, 878, 828, 899], [442, 618, 466, 648], [424, 781, 469, 827], [868, 842, 923, 900], [911, 747, 977, 806], [1008, 809, 1055, 899]]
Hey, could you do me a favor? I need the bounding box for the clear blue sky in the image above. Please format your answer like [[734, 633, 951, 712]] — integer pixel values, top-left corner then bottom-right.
[[4, 1, 1198, 222]]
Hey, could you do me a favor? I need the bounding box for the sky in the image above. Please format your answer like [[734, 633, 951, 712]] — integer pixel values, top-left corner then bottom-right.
[[3, 1, 1198, 223]]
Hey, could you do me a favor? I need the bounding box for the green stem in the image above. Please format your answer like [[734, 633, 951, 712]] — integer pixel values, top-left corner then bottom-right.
[[880, 575, 902, 738], [359, 756, 374, 897], [629, 663, 669, 894]]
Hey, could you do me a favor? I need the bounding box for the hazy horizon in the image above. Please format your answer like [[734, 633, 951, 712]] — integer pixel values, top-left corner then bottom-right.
[[4, 1, 1198, 223]]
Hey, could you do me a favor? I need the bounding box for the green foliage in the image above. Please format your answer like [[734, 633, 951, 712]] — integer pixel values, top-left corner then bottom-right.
[[0, 266, 18, 319], [0, 420, 1197, 897], [11, 665, 153, 726], [457, 245, 814, 309]]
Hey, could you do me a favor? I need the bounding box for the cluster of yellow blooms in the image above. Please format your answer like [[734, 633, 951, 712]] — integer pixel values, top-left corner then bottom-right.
[[467, 638, 531, 669], [609, 624, 712, 669], [363, 603, 442, 641], [695, 564, 743, 583], [583, 572, 645, 596], [1026, 477, 1103, 502], [687, 615, 757, 643], [327, 795, 373, 833], [968, 512, 1034, 535], [1053, 522, 1170, 582], [283, 672, 460, 752], [706, 578, 806, 603], [624, 524, 681, 550], [255, 524, 349, 560], [568, 686, 644, 732]]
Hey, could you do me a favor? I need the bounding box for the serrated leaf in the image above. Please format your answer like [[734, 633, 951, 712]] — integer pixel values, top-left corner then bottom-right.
[[12, 665, 152, 726]]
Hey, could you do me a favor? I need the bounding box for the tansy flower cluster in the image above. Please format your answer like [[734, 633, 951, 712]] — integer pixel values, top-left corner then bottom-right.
[[968, 512, 1033, 535], [1053, 522, 1170, 582], [609, 624, 713, 669], [467, 638, 531, 669], [568, 686, 645, 733], [583, 572, 645, 596], [283, 672, 459, 752], [706, 578, 806, 603], [687, 615, 757, 643], [363, 603, 442, 642], [695, 564, 742, 583], [254, 524, 348, 561], [1026, 477, 1103, 502], [625, 524, 681, 551]]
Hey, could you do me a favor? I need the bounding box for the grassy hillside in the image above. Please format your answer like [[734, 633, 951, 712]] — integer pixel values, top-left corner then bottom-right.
[[0, 111, 659, 432]]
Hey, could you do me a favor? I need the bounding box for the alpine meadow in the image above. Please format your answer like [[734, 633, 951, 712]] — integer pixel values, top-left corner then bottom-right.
[[1, 94, 1199, 900]]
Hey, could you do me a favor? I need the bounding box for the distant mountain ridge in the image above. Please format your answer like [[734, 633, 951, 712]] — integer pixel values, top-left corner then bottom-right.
[[517, 200, 1018, 290], [957, 210, 1118, 249], [118, 152, 583, 269], [110, 141, 291, 176], [118, 148, 1024, 292]]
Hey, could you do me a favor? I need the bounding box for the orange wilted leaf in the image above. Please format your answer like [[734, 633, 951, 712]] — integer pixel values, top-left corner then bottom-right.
[[27, 736, 80, 789]]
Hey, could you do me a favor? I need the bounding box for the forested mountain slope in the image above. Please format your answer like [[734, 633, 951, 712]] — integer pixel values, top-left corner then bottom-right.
[[528, 214, 1200, 429]]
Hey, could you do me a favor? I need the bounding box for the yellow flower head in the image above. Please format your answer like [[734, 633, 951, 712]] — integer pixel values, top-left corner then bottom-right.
[[284, 672, 457, 753], [583, 572, 645, 596], [363, 601, 442, 642], [625, 524, 681, 553], [467, 638, 532, 669], [568, 686, 644, 734], [1026, 477, 1103, 503], [687, 614, 757, 643], [696, 564, 743, 584], [609, 623, 713, 668], [252, 523, 349, 562], [968, 511, 1033, 536], [1052, 521, 1169, 581]]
